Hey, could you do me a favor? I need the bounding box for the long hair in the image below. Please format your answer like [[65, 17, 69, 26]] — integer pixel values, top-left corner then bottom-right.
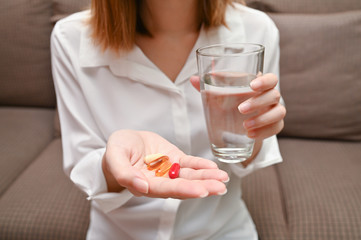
[[89, 0, 235, 52]]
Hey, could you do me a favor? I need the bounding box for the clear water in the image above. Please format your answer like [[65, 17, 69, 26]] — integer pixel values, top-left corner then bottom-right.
[[201, 72, 257, 163]]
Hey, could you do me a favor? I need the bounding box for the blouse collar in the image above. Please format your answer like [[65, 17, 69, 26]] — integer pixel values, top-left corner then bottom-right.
[[78, 5, 246, 89]]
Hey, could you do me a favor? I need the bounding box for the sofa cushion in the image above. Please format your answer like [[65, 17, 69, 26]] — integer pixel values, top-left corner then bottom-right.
[[245, 0, 361, 13], [0, 0, 55, 107], [242, 166, 288, 240], [0, 107, 55, 195], [54, 108, 62, 138], [52, 0, 91, 23], [0, 139, 90, 239], [270, 11, 361, 141], [277, 138, 361, 240]]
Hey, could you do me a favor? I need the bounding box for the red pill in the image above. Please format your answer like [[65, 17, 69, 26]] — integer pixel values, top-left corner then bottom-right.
[[169, 163, 180, 179]]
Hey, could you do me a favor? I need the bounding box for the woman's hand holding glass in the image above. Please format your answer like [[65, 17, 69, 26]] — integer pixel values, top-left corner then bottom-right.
[[237, 73, 286, 139], [191, 73, 286, 140]]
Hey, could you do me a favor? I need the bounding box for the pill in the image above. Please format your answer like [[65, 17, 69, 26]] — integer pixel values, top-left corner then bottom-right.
[[147, 158, 164, 171], [144, 153, 169, 165], [155, 160, 173, 177], [144, 154, 177, 178], [169, 163, 180, 179]]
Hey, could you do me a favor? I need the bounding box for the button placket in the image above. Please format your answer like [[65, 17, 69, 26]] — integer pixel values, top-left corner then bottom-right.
[[170, 85, 191, 155]]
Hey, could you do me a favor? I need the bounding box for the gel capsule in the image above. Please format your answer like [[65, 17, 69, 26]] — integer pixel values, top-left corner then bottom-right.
[[169, 163, 180, 179], [155, 160, 172, 177]]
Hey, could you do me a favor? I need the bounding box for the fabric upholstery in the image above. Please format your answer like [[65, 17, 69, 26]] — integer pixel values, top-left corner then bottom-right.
[[54, 108, 61, 138], [246, 0, 361, 13], [270, 11, 361, 141], [241, 166, 288, 240], [277, 138, 361, 240], [0, 107, 54, 195], [51, 0, 90, 23], [0, 139, 90, 240], [0, 0, 55, 107], [243, 138, 361, 239]]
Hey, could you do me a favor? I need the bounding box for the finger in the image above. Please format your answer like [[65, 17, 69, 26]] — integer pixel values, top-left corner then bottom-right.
[[244, 103, 286, 131], [201, 179, 227, 196], [179, 155, 219, 169], [179, 168, 229, 182], [238, 89, 281, 114], [190, 76, 201, 92], [147, 177, 209, 199], [247, 119, 285, 139], [250, 73, 278, 92], [146, 178, 227, 199]]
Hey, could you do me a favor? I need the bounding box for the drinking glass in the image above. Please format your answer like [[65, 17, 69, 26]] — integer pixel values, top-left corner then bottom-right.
[[196, 43, 264, 163]]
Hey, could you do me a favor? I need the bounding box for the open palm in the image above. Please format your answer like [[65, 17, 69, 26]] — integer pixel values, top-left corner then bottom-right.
[[103, 130, 229, 199]]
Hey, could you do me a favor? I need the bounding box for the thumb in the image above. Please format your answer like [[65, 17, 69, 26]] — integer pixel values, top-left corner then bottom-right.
[[124, 168, 149, 195], [190, 76, 201, 92], [105, 149, 149, 194]]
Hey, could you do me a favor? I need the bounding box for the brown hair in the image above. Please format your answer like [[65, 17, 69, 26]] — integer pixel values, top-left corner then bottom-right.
[[89, 0, 235, 52]]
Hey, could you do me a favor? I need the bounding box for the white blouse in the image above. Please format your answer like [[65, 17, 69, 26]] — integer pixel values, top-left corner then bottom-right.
[[51, 3, 282, 240]]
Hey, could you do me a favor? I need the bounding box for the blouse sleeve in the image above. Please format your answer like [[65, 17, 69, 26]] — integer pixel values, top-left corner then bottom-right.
[[51, 22, 133, 213], [229, 11, 283, 178]]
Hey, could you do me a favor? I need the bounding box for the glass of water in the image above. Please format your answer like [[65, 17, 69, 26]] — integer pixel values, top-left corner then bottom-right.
[[196, 43, 265, 163]]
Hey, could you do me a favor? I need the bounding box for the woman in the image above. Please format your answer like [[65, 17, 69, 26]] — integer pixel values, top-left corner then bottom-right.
[[51, 0, 286, 239]]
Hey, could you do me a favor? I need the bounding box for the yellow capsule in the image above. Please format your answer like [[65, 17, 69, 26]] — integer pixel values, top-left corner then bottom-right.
[[155, 160, 173, 177], [144, 153, 169, 165], [144, 153, 172, 177], [147, 158, 164, 171]]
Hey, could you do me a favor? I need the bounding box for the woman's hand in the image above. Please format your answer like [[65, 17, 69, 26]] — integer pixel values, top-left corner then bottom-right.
[[238, 73, 286, 139], [190, 73, 286, 140], [102, 130, 229, 199]]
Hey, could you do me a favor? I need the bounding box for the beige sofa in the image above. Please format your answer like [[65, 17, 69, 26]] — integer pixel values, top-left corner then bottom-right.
[[0, 0, 360, 239]]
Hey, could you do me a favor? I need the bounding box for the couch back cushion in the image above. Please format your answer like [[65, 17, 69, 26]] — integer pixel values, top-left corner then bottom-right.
[[0, 0, 55, 107], [52, 0, 91, 23], [0, 0, 91, 108], [246, 0, 361, 13], [272, 11, 361, 141]]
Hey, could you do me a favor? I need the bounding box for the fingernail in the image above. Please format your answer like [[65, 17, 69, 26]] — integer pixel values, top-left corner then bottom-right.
[[238, 102, 251, 113], [223, 177, 230, 183], [218, 188, 227, 196], [133, 178, 149, 194], [250, 79, 261, 89], [200, 192, 209, 198]]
